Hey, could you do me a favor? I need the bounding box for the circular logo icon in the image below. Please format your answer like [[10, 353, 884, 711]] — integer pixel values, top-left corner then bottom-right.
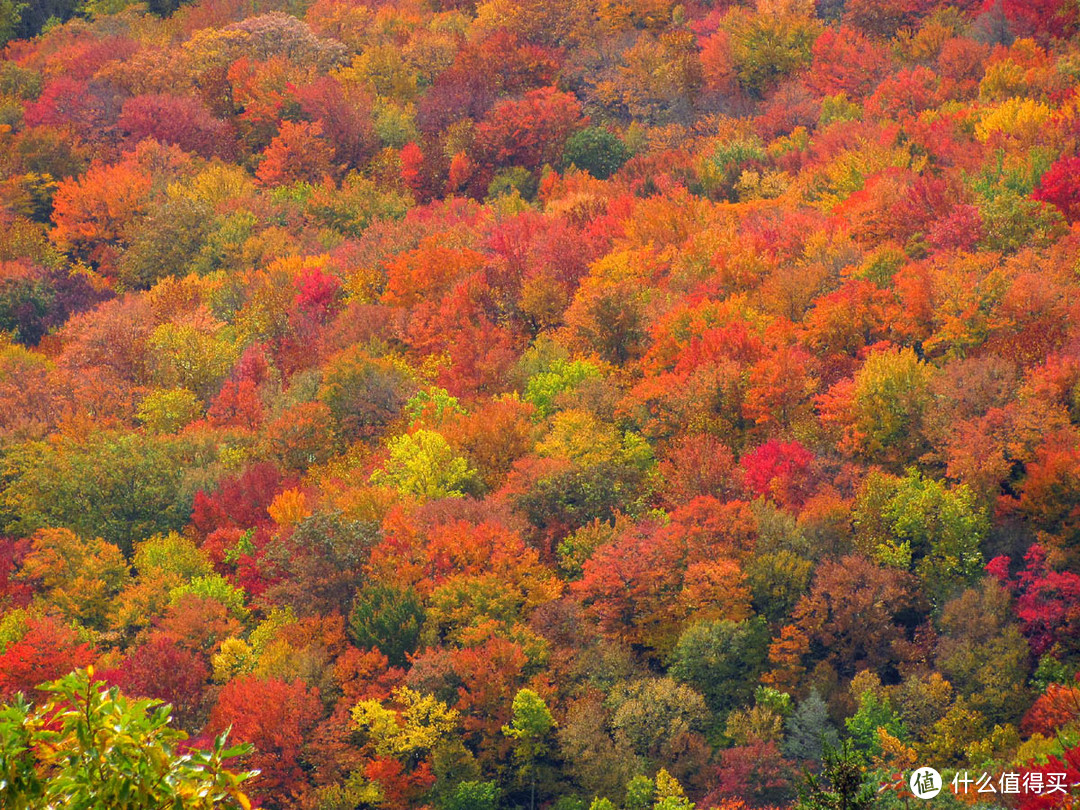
[[910, 767, 942, 799]]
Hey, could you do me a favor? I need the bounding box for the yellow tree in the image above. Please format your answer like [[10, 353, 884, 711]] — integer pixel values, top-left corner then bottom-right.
[[19, 528, 129, 630], [353, 686, 461, 766], [370, 430, 480, 499], [817, 347, 935, 467]]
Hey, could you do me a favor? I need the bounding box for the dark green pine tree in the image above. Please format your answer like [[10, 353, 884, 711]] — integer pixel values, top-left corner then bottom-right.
[[794, 740, 878, 810], [348, 583, 425, 667]]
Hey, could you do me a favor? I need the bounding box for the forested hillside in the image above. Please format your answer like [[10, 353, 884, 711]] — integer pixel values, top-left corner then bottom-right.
[[1, 0, 1080, 807]]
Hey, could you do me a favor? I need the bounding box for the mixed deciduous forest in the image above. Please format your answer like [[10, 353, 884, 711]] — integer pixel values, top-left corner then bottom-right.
[[1, 0, 1080, 807]]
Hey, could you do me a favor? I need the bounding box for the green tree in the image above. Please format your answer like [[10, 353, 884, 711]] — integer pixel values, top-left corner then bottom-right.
[[844, 686, 906, 757], [169, 574, 249, 621], [444, 780, 500, 810], [608, 679, 709, 778], [349, 583, 425, 667], [0, 668, 254, 810], [784, 691, 839, 764], [884, 470, 988, 606], [697, 136, 767, 201], [624, 774, 655, 810], [855, 469, 989, 606], [723, 8, 821, 97], [524, 359, 601, 418], [2, 432, 211, 556], [516, 461, 651, 550], [669, 617, 770, 718], [725, 686, 793, 746], [488, 167, 538, 201], [978, 190, 1066, 253], [841, 347, 935, 466], [793, 740, 875, 810], [503, 689, 556, 810], [405, 387, 464, 426], [563, 128, 629, 181], [745, 552, 814, 624], [0, 0, 27, 48], [935, 582, 1030, 725], [117, 197, 213, 289]]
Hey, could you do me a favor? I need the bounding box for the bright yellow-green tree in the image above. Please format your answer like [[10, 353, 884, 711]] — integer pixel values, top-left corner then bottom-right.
[[352, 686, 461, 762], [370, 429, 480, 499]]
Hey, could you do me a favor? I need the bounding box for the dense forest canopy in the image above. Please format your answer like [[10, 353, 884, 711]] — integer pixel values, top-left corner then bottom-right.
[[1, 0, 1080, 808]]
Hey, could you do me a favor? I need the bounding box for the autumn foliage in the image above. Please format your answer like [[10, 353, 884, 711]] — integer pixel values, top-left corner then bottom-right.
[[1, 0, 1080, 808]]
